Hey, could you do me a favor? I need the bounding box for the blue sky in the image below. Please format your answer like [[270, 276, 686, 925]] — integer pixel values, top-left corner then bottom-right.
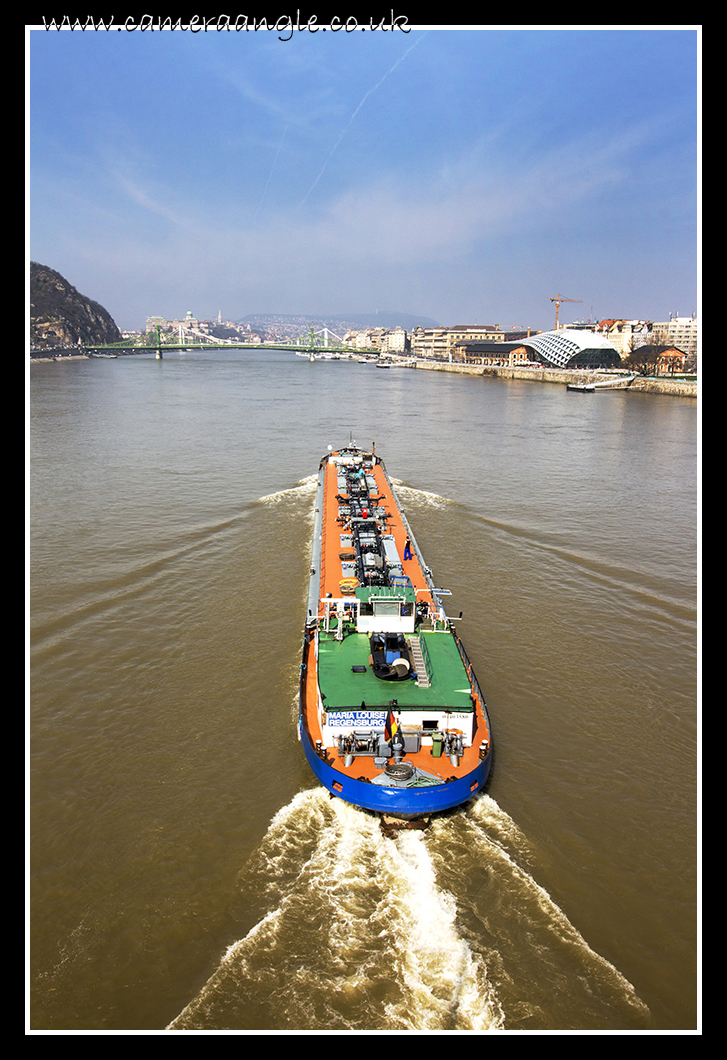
[[28, 24, 699, 332]]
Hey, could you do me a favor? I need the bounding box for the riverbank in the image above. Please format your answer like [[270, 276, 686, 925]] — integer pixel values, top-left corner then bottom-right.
[[29, 352, 697, 398], [30, 350, 92, 362], [412, 361, 697, 398]]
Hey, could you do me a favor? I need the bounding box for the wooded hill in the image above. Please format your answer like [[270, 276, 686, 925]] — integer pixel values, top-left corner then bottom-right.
[[30, 262, 122, 348]]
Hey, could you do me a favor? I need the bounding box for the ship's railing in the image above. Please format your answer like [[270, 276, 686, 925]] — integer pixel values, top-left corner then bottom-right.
[[452, 628, 486, 711], [318, 468, 328, 611]]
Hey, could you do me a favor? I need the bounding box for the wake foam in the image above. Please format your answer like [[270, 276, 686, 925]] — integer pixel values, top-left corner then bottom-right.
[[167, 790, 649, 1032], [446, 796, 651, 1025], [390, 479, 451, 509], [257, 475, 318, 506]]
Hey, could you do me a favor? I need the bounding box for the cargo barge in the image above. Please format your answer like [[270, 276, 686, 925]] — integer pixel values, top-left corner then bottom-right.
[[298, 443, 493, 827]]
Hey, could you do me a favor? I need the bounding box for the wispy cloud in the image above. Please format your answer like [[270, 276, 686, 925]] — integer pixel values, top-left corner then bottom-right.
[[114, 173, 203, 231], [96, 115, 647, 283]]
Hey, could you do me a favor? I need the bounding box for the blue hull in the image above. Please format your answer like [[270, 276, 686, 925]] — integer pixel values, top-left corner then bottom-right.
[[300, 721, 491, 818]]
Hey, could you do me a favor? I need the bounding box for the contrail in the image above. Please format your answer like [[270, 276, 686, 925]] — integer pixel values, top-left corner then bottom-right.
[[300, 33, 425, 207], [254, 124, 288, 221]]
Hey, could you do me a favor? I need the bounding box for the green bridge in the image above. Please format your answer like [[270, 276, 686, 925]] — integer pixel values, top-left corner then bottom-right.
[[84, 325, 370, 358]]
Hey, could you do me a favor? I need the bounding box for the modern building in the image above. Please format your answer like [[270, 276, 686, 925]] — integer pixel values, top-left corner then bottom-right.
[[516, 329, 621, 369], [456, 329, 621, 369]]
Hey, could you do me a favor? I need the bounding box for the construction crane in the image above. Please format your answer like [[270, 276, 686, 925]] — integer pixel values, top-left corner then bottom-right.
[[550, 294, 582, 331]]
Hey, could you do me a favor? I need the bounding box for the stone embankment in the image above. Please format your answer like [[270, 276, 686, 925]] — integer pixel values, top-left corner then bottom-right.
[[412, 361, 697, 398]]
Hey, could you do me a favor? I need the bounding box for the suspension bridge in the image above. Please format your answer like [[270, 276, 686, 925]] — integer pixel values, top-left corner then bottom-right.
[[83, 324, 371, 358]]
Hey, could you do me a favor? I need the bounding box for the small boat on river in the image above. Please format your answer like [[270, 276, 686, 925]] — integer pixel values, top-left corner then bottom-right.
[[298, 442, 493, 828]]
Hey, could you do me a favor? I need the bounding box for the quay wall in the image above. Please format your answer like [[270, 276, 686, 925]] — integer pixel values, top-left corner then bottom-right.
[[412, 361, 697, 398]]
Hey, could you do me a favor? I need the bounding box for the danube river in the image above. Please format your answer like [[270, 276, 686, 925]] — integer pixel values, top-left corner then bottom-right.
[[29, 350, 698, 1032]]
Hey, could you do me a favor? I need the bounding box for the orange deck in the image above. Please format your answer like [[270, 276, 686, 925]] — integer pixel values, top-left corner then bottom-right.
[[301, 452, 489, 786], [318, 457, 435, 611]]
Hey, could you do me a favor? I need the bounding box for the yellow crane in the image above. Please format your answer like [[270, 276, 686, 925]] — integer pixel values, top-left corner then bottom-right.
[[550, 294, 582, 331]]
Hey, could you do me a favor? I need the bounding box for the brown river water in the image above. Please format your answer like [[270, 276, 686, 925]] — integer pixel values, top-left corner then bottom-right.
[[28, 350, 699, 1031]]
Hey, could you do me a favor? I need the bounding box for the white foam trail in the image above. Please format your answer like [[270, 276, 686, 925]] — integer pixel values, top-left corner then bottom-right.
[[166, 791, 327, 1030], [390, 480, 451, 509], [168, 790, 649, 1031], [465, 793, 534, 856], [168, 790, 503, 1030], [374, 824, 505, 1030], [257, 475, 318, 505], [459, 796, 651, 1020]]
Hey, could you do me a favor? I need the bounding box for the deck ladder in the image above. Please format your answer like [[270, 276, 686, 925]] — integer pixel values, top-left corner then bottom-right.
[[408, 635, 431, 687]]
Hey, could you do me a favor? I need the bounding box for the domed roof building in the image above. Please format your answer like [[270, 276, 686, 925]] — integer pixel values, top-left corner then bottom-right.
[[520, 329, 621, 369]]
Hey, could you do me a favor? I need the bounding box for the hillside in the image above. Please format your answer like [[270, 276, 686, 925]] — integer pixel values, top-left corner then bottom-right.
[[30, 262, 122, 348], [325, 311, 441, 330], [238, 311, 441, 336]]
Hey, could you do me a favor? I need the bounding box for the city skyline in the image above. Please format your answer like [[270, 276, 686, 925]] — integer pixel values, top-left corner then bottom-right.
[[28, 25, 699, 334]]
